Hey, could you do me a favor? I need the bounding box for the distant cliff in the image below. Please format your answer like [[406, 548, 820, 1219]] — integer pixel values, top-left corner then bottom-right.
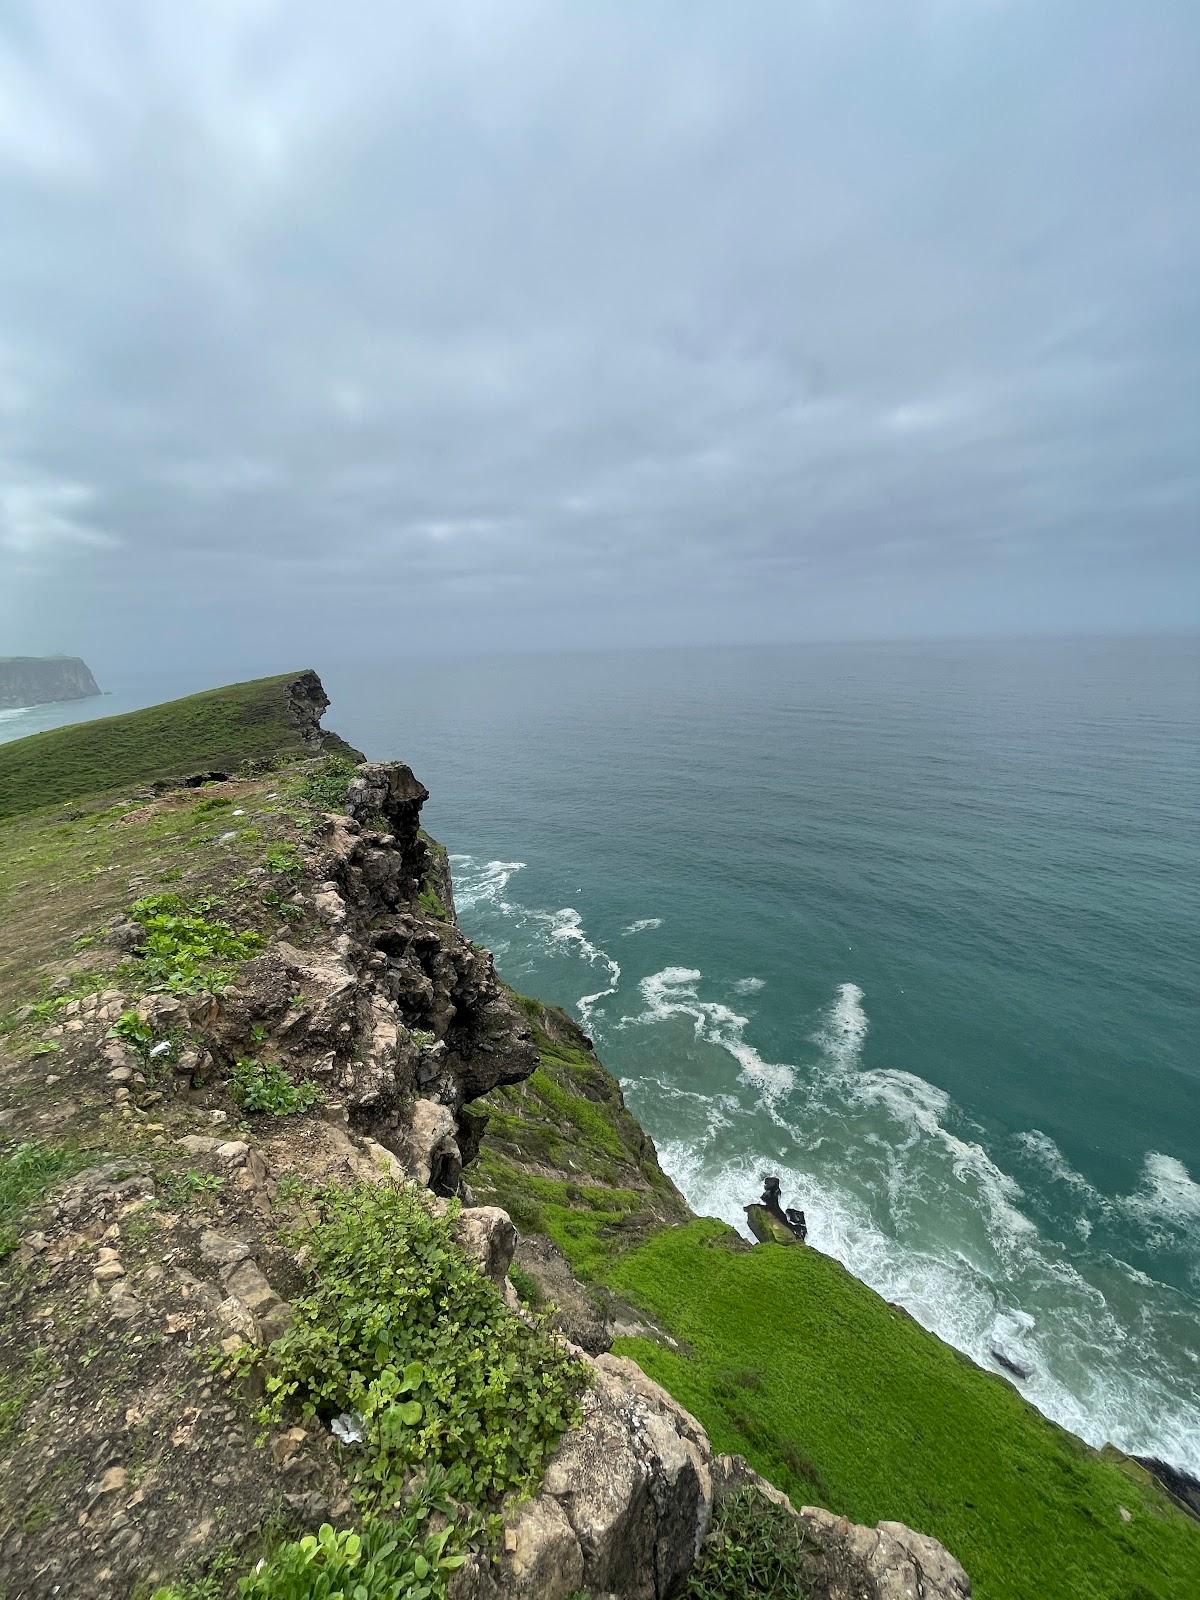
[[0, 655, 100, 710]]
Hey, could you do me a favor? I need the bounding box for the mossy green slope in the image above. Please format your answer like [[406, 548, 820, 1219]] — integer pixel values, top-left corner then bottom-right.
[[600, 1220, 1198, 1600], [0, 671, 360, 821], [469, 995, 690, 1277]]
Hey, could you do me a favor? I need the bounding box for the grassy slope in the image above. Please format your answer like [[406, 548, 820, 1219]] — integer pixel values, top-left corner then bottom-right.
[[0, 671, 359, 822], [605, 1221, 1198, 1600], [474, 1018, 1200, 1600], [470, 997, 690, 1277]]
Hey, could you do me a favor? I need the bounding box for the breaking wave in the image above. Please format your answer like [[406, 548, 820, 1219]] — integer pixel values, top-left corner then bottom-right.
[[630, 967, 794, 1101], [629, 971, 1200, 1474], [450, 854, 620, 1024]]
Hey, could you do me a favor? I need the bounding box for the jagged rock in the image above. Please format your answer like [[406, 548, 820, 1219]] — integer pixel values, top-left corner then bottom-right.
[[407, 1098, 461, 1194], [222, 1260, 277, 1314], [802, 1509, 972, 1600], [198, 1233, 251, 1268], [744, 1203, 802, 1246], [455, 1207, 517, 1288]]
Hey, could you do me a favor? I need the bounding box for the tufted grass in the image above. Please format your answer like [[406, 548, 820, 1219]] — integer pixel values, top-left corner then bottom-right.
[[604, 1219, 1200, 1600]]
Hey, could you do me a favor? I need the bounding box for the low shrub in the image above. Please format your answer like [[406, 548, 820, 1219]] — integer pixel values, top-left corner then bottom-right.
[[684, 1488, 814, 1599], [233, 1182, 584, 1504], [241, 1505, 465, 1600], [299, 756, 359, 813]]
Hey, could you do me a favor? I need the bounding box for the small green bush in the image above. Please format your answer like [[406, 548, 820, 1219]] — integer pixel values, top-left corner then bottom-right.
[[234, 1182, 584, 1503], [236, 1508, 468, 1600], [300, 756, 359, 813], [230, 1058, 317, 1117], [129, 893, 264, 994], [684, 1488, 813, 1599]]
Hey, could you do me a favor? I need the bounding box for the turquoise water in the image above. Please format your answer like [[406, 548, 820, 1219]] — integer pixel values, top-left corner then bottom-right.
[[5, 638, 1199, 1470]]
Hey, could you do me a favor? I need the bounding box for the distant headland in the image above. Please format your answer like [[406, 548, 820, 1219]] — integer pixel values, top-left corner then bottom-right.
[[0, 654, 101, 710]]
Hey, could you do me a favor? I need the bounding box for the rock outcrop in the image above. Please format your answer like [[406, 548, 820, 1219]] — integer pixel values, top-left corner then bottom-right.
[[0, 654, 100, 709], [454, 1355, 971, 1600]]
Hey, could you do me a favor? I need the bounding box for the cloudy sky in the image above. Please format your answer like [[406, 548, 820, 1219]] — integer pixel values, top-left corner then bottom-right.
[[1, 1, 1197, 676]]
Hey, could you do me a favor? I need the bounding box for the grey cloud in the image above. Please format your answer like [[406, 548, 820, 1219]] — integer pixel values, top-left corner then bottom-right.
[[1, 0, 1197, 671]]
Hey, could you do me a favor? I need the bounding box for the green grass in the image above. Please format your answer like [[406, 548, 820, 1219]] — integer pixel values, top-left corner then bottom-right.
[[594, 1219, 1199, 1600], [684, 1487, 817, 1599], [0, 671, 361, 821], [0, 1141, 88, 1257], [473, 994, 688, 1215]]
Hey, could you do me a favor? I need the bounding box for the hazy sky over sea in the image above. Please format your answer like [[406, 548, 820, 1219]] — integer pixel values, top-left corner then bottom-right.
[[1, 2, 1197, 674]]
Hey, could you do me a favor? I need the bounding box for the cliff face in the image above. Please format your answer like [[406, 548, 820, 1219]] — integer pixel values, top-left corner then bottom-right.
[[0, 654, 100, 709], [0, 739, 974, 1600]]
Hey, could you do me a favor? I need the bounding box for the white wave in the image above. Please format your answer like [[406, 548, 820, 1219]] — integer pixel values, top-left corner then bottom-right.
[[1123, 1153, 1200, 1235], [449, 856, 620, 1023], [812, 981, 868, 1070], [732, 976, 765, 994], [537, 906, 621, 1022], [631, 967, 794, 1100], [448, 855, 526, 912], [622, 917, 664, 936]]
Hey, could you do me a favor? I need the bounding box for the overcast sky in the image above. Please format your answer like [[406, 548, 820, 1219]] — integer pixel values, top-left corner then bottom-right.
[[1, 1, 1197, 677]]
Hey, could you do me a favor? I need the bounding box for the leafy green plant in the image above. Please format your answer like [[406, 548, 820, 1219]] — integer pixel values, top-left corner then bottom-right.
[[263, 888, 303, 924], [230, 1058, 317, 1117], [237, 1504, 469, 1600], [264, 841, 304, 881], [30, 1041, 59, 1058], [684, 1489, 813, 1599], [110, 1009, 154, 1059], [299, 756, 359, 813], [128, 893, 264, 994], [231, 1182, 584, 1504]]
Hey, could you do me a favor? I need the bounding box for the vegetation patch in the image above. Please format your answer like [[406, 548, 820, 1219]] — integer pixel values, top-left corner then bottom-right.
[[298, 756, 360, 813], [231, 1181, 584, 1505], [470, 993, 688, 1268], [0, 1141, 88, 1257], [153, 1496, 469, 1600], [129, 892, 264, 994], [264, 841, 304, 881], [417, 887, 448, 920], [230, 1057, 318, 1118], [684, 1487, 815, 1599]]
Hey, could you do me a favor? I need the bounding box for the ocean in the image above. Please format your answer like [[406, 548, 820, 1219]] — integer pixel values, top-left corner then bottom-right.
[[4, 636, 1198, 1472]]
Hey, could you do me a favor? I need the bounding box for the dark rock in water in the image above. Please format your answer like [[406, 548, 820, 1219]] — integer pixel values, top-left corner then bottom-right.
[[1135, 1456, 1200, 1522], [745, 1173, 808, 1245], [990, 1349, 1032, 1382], [0, 654, 100, 710]]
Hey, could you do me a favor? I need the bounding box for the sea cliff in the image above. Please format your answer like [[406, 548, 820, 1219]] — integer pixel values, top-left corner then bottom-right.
[[0, 672, 1195, 1600], [0, 655, 100, 710]]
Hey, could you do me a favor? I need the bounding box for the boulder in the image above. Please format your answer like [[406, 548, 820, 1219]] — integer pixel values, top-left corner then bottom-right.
[[456, 1207, 517, 1288]]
